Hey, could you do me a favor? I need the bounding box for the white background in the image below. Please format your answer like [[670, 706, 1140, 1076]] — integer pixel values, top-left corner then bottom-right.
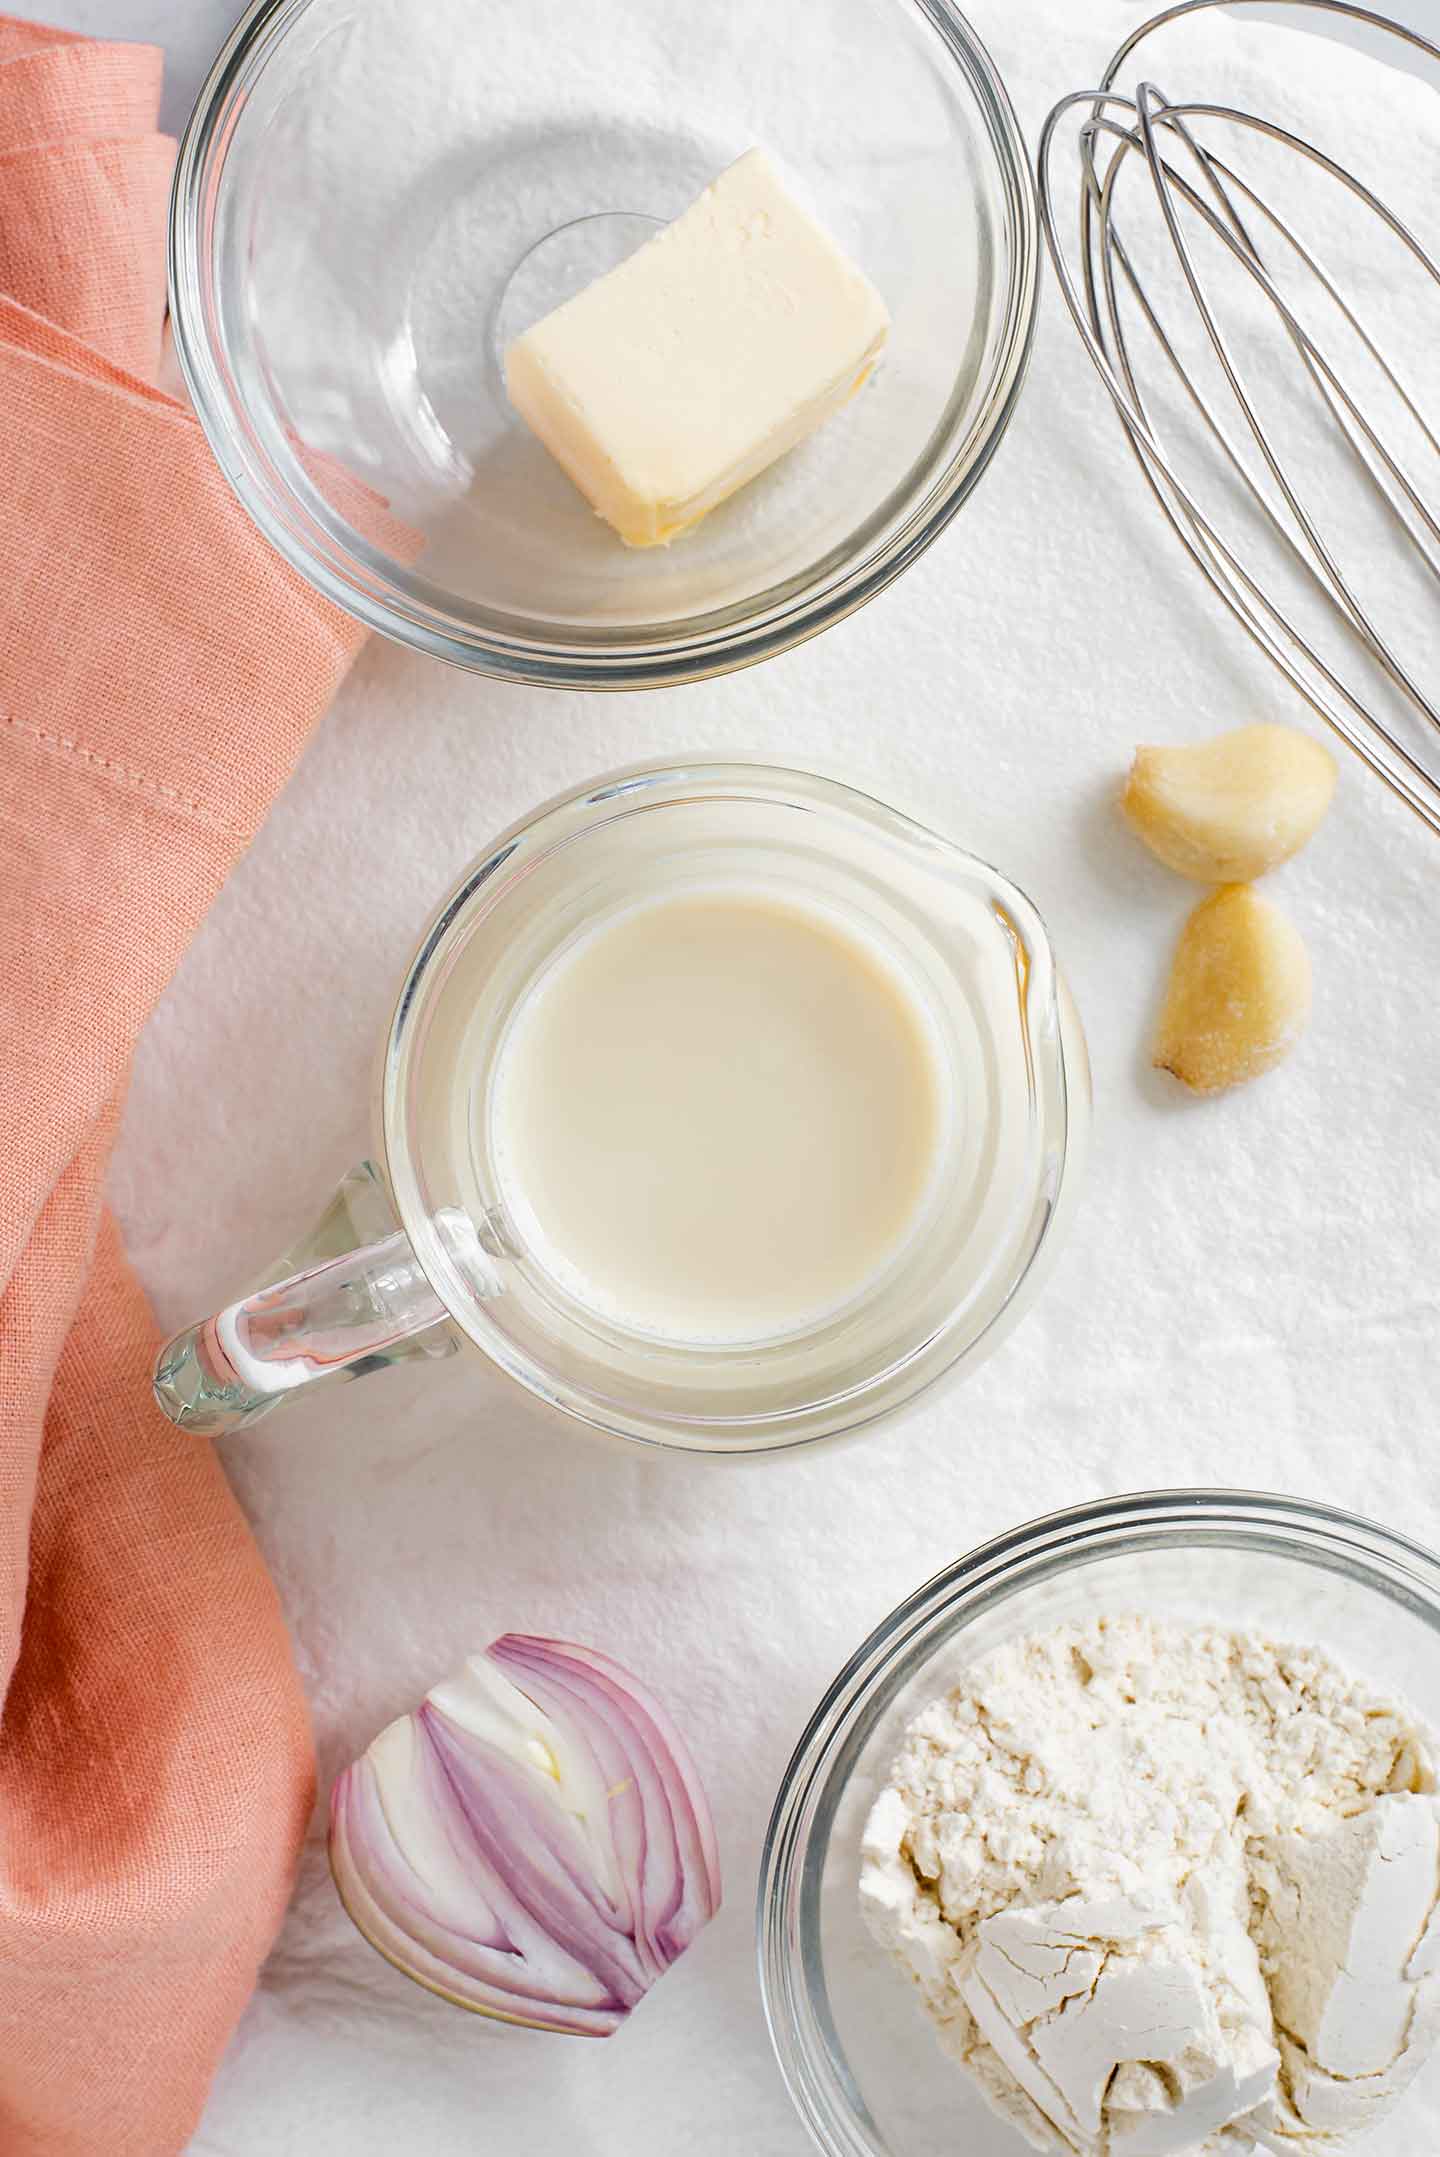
[[12, 3, 1440, 2155], [23, 0, 1440, 138]]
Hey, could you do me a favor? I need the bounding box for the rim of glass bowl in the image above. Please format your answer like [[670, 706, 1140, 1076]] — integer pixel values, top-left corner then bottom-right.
[[756, 1487, 1440, 2157], [378, 760, 1079, 1456], [167, 0, 1040, 690]]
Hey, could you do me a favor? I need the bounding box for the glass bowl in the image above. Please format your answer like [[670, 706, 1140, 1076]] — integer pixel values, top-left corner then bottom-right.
[[759, 1490, 1440, 2156], [168, 0, 1037, 689]]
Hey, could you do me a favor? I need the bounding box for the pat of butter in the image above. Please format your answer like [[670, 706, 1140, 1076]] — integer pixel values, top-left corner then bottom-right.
[[504, 149, 890, 548]]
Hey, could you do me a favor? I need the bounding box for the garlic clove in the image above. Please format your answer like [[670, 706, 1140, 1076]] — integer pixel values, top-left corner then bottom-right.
[[1122, 723, 1337, 883], [1154, 885, 1312, 1095]]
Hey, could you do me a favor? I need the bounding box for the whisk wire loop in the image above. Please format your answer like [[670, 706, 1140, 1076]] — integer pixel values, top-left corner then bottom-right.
[[1038, 1, 1440, 834]]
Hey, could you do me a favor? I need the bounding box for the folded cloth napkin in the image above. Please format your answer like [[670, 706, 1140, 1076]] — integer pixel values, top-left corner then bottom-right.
[[0, 19, 374, 2155]]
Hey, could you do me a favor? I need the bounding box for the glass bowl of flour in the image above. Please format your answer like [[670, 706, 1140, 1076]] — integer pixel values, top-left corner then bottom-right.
[[760, 1491, 1440, 2157], [168, 0, 1036, 687]]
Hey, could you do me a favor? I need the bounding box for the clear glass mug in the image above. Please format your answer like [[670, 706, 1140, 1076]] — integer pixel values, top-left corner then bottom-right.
[[153, 764, 1089, 1455]]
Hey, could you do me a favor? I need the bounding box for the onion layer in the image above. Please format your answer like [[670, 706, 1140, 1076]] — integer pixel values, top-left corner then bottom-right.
[[328, 1635, 722, 2036]]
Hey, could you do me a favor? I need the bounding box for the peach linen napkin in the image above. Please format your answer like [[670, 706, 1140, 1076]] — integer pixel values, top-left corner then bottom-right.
[[0, 20, 373, 2155]]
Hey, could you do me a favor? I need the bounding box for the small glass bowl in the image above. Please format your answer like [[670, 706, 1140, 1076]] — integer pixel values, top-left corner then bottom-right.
[[758, 1490, 1440, 2156], [168, 0, 1037, 688]]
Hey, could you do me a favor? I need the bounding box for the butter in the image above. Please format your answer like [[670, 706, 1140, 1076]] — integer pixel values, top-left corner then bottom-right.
[[504, 149, 889, 547]]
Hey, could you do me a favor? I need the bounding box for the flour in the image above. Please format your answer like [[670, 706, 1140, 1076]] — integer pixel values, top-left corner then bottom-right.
[[860, 1617, 1440, 2156]]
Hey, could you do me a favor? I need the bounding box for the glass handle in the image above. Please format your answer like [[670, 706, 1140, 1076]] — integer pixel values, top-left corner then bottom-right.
[[153, 1162, 457, 1436]]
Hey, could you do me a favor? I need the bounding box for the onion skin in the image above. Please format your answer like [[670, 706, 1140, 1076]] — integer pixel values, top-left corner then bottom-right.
[[328, 1636, 721, 2036]]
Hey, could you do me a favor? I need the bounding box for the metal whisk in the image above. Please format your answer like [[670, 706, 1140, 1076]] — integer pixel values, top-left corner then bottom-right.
[[1038, 0, 1440, 834]]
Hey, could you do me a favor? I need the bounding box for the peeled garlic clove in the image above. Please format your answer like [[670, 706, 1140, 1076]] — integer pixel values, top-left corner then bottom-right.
[[1155, 885, 1311, 1094], [1122, 723, 1337, 882]]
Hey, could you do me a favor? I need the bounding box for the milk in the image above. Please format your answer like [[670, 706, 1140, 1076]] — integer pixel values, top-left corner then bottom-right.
[[488, 887, 949, 1345]]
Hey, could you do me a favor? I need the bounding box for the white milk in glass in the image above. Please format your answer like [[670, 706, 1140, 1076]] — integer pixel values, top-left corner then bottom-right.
[[487, 888, 950, 1345]]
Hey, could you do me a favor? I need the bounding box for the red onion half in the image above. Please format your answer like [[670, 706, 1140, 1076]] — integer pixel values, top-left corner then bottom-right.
[[329, 1635, 721, 2036]]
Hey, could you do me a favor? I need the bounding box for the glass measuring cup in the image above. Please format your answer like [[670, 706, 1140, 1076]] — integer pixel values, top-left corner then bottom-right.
[[153, 764, 1088, 1455]]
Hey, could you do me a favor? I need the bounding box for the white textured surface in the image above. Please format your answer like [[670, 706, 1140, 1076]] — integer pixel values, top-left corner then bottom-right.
[[17, 0, 1440, 2152]]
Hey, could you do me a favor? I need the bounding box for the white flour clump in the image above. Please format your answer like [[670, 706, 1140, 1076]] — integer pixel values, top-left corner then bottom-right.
[[860, 1616, 1440, 2155]]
